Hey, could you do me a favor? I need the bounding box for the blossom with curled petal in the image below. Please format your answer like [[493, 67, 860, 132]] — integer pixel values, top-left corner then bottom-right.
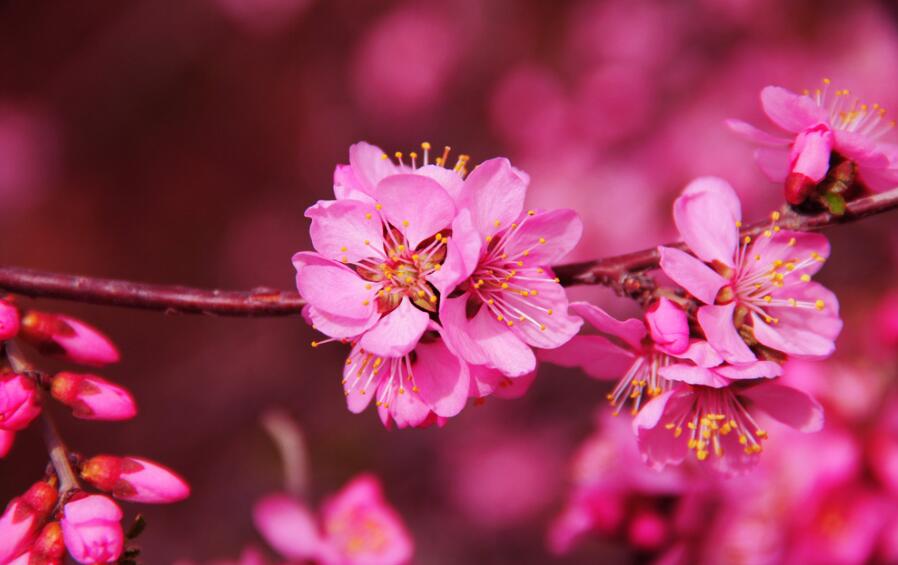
[[658, 176, 842, 364], [727, 80, 898, 204], [436, 157, 583, 378]]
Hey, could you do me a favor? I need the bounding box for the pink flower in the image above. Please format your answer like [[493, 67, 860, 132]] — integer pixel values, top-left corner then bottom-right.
[[658, 177, 842, 362], [634, 378, 823, 474], [728, 81, 898, 204], [0, 298, 19, 340], [254, 474, 413, 565], [539, 300, 720, 416], [19, 312, 120, 367], [0, 480, 58, 563], [60, 495, 123, 564], [0, 373, 41, 431], [49, 372, 137, 421], [80, 455, 190, 504], [437, 157, 583, 377], [0, 429, 14, 458]]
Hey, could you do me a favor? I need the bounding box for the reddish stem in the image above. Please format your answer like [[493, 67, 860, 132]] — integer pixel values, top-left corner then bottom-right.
[[0, 188, 896, 316]]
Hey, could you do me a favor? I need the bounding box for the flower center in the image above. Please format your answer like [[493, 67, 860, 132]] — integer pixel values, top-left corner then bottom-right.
[[607, 351, 671, 416], [343, 347, 420, 409]]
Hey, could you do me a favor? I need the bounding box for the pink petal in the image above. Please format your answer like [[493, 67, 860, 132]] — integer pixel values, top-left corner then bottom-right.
[[745, 230, 830, 281], [412, 339, 470, 418], [657, 246, 727, 305], [751, 313, 838, 360], [672, 177, 741, 266], [659, 363, 730, 388], [697, 303, 756, 364], [538, 335, 634, 380], [303, 305, 377, 340], [378, 383, 430, 430], [757, 282, 842, 359], [469, 365, 536, 399], [439, 295, 490, 366], [343, 351, 377, 414], [465, 303, 536, 377], [754, 146, 790, 181], [428, 210, 482, 296], [672, 339, 723, 367], [633, 389, 689, 471], [741, 382, 823, 432], [375, 174, 455, 249], [569, 301, 646, 350], [413, 164, 464, 199], [645, 297, 689, 355], [760, 86, 826, 132], [253, 494, 323, 561], [713, 360, 782, 380], [0, 429, 14, 458], [789, 126, 833, 183], [501, 209, 583, 265], [305, 199, 383, 263], [359, 298, 430, 357], [349, 142, 398, 193], [294, 253, 376, 320], [457, 157, 528, 238], [333, 164, 375, 203], [832, 129, 891, 169], [508, 280, 582, 349], [725, 118, 791, 146]]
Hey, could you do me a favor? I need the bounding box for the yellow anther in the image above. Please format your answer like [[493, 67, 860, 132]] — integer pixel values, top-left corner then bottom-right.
[[522, 250, 530, 256], [755, 429, 768, 439], [402, 220, 410, 227], [744, 236, 752, 244], [485, 235, 493, 243], [530, 290, 538, 296], [311, 341, 319, 348], [433, 264, 442, 271], [497, 315, 504, 321], [800, 274, 811, 282], [815, 299, 825, 310], [494, 219, 501, 227], [421, 141, 431, 150], [429, 295, 437, 303], [365, 283, 373, 290], [787, 298, 797, 307], [763, 230, 772, 238], [381, 153, 388, 160], [341, 256, 348, 263], [506, 320, 514, 327], [538, 237, 547, 244], [365, 212, 372, 220], [501, 283, 509, 289], [735, 220, 742, 228], [788, 237, 796, 246], [773, 259, 783, 268], [394, 151, 403, 159], [823, 77, 831, 84], [547, 309, 553, 315], [362, 299, 370, 306], [405, 276, 414, 284], [375, 204, 382, 210], [771, 211, 781, 221], [763, 295, 772, 303], [397, 245, 405, 251], [487, 299, 495, 305], [435, 233, 443, 241], [539, 324, 546, 331], [411, 254, 419, 261], [527, 210, 536, 216], [417, 290, 425, 297]]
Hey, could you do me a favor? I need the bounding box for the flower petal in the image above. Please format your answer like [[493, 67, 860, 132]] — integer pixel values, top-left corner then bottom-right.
[[469, 365, 536, 399], [465, 303, 536, 377], [569, 302, 646, 350], [657, 246, 727, 305], [633, 389, 690, 471], [457, 157, 528, 238], [376, 174, 456, 249], [741, 382, 824, 432], [412, 339, 470, 418], [253, 494, 323, 561], [302, 305, 377, 339], [659, 363, 730, 388], [349, 141, 398, 193], [725, 118, 792, 146], [714, 360, 782, 381], [538, 335, 635, 380], [428, 209, 483, 296], [293, 253, 376, 320], [697, 303, 756, 364], [508, 280, 582, 349], [673, 177, 741, 266], [754, 146, 790, 181], [502, 209, 583, 265], [413, 164, 465, 200], [359, 298, 430, 357], [333, 164, 375, 203], [305, 199, 383, 263], [760, 86, 826, 132], [789, 126, 833, 183]]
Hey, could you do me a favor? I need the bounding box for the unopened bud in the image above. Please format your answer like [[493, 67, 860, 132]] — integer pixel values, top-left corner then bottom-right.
[[50, 373, 136, 421], [645, 297, 690, 355], [0, 373, 42, 431], [19, 311, 120, 367], [26, 521, 66, 565], [60, 494, 123, 565], [0, 481, 59, 563], [0, 299, 20, 341], [784, 171, 816, 205], [81, 455, 190, 504]]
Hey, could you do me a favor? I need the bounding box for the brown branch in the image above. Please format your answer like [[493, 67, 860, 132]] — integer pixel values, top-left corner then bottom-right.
[[0, 188, 896, 316]]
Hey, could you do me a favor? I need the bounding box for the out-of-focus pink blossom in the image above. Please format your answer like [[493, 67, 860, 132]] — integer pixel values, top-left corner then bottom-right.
[[60, 495, 123, 565], [0, 105, 57, 213], [80, 455, 191, 504], [438, 157, 583, 378], [50, 372, 137, 421], [0, 429, 14, 458], [728, 82, 898, 203], [0, 373, 41, 431], [490, 65, 571, 155], [869, 396, 898, 497], [659, 177, 841, 361], [874, 290, 898, 348], [213, 0, 313, 35], [0, 480, 58, 563], [0, 299, 19, 340], [19, 312, 120, 367], [254, 474, 413, 565]]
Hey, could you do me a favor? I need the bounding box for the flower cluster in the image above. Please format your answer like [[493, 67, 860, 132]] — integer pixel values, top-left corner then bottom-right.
[[294, 142, 583, 428], [0, 298, 189, 564]]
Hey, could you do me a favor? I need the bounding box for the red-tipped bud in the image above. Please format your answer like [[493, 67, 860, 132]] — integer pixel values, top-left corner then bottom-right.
[[0, 299, 20, 341], [0, 373, 42, 431], [20, 521, 66, 565], [0, 429, 15, 458], [785, 171, 816, 205], [60, 494, 123, 565], [0, 481, 58, 563], [50, 373, 136, 421], [19, 311, 120, 367], [81, 455, 190, 504]]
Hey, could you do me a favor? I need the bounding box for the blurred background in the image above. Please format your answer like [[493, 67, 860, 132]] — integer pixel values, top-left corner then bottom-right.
[[1, 0, 898, 563]]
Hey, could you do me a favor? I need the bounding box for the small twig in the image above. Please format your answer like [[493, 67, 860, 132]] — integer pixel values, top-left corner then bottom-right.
[[0, 188, 895, 316]]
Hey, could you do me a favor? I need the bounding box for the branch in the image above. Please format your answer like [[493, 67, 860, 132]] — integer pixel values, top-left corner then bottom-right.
[[0, 188, 896, 316]]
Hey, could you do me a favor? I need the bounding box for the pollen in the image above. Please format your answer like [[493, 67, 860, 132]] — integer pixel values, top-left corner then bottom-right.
[[815, 299, 825, 310]]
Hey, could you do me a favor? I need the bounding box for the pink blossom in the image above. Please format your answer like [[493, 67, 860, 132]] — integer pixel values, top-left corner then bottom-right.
[[0, 429, 14, 458], [634, 379, 823, 474], [0, 481, 58, 563], [80, 455, 190, 504], [0, 298, 19, 340], [728, 81, 898, 203], [60, 494, 123, 564], [50, 372, 137, 421], [437, 157, 583, 378], [19, 311, 120, 367], [0, 373, 41, 431], [658, 177, 841, 362], [254, 474, 413, 565]]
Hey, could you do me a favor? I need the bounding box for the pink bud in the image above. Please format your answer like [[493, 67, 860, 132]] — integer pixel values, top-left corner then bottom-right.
[[0, 429, 15, 458], [0, 481, 58, 563], [645, 297, 690, 354], [627, 509, 668, 550], [0, 299, 20, 340], [50, 373, 136, 421], [19, 521, 65, 565], [60, 495, 123, 564], [20, 311, 120, 367], [81, 455, 190, 504], [0, 373, 42, 431]]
